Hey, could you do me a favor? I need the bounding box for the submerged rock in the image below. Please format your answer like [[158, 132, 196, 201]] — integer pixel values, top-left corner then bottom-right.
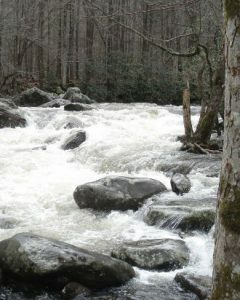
[[175, 272, 211, 299], [171, 173, 191, 195], [61, 131, 86, 150], [41, 99, 70, 108], [73, 176, 167, 211], [64, 103, 93, 111], [13, 87, 53, 107], [111, 239, 189, 271], [63, 87, 95, 104], [144, 206, 215, 233], [0, 233, 135, 290]]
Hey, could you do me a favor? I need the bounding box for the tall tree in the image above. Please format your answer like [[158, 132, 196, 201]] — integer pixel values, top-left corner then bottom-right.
[[210, 1, 240, 299]]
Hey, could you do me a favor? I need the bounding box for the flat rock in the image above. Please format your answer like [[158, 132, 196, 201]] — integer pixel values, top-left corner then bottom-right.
[[111, 239, 189, 271], [175, 272, 211, 299], [13, 87, 54, 107], [61, 131, 86, 150], [0, 233, 135, 290], [73, 176, 167, 211]]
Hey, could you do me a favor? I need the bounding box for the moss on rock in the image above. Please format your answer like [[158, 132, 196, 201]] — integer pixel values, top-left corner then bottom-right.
[[225, 0, 240, 20]]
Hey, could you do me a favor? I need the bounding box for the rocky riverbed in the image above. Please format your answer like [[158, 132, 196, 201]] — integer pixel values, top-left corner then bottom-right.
[[0, 94, 220, 299]]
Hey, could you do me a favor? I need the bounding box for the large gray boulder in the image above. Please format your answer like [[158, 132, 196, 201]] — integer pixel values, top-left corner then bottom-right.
[[0, 233, 135, 290], [13, 87, 54, 107], [170, 173, 191, 195], [111, 239, 189, 271], [175, 272, 211, 299], [61, 131, 86, 150], [0, 98, 26, 129], [73, 176, 167, 211], [63, 87, 95, 104]]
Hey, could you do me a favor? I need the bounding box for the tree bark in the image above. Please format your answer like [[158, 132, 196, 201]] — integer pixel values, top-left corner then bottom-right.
[[210, 2, 240, 299], [183, 86, 193, 139]]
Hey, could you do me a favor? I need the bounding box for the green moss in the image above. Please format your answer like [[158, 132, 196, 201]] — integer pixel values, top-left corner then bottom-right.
[[219, 182, 240, 233], [211, 265, 240, 300], [225, 0, 240, 20]]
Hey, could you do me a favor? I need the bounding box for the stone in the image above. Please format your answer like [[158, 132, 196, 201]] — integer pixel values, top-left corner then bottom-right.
[[13, 87, 54, 107], [144, 206, 215, 233], [61, 131, 86, 150], [175, 272, 211, 299], [74, 176, 167, 211], [111, 239, 189, 271], [0, 107, 26, 129], [0, 233, 135, 290], [170, 173, 191, 195], [63, 87, 95, 104], [64, 103, 93, 111], [62, 282, 91, 299]]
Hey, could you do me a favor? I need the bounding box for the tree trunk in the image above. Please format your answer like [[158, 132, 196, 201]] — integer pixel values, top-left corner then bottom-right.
[[183, 86, 193, 139], [210, 2, 240, 300]]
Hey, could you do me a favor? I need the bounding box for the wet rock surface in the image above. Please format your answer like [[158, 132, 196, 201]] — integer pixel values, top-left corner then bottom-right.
[[111, 239, 189, 271], [64, 103, 93, 111], [175, 272, 211, 299], [171, 173, 191, 195], [63, 87, 95, 104], [0, 233, 135, 290], [61, 131, 86, 150], [74, 176, 167, 211], [0, 98, 26, 128], [144, 206, 215, 233], [13, 87, 54, 107]]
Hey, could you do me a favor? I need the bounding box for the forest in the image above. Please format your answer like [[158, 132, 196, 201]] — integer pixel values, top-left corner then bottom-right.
[[0, 0, 240, 300]]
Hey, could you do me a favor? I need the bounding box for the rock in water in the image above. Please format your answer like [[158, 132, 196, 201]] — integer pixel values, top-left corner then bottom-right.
[[61, 131, 86, 150], [111, 239, 189, 271], [63, 87, 95, 104], [0, 233, 135, 289], [62, 282, 91, 299], [170, 173, 191, 195], [175, 272, 211, 299], [13, 87, 53, 107], [64, 103, 93, 111], [74, 176, 167, 211], [0, 98, 26, 128]]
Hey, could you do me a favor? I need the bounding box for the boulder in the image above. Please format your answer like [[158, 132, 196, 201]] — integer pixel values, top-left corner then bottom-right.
[[170, 173, 191, 195], [73, 176, 167, 211], [62, 282, 91, 299], [61, 131, 86, 150], [0, 233, 135, 290], [63, 87, 95, 104], [13, 87, 54, 107], [0, 99, 26, 129], [41, 99, 71, 108], [177, 209, 215, 233], [64, 103, 93, 111], [144, 206, 215, 233], [175, 272, 211, 299], [111, 239, 189, 271]]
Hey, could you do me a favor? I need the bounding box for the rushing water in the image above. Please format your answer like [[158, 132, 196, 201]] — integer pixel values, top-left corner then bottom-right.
[[0, 103, 220, 299]]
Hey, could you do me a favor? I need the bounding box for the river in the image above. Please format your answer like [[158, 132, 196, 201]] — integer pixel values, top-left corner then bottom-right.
[[0, 103, 221, 299]]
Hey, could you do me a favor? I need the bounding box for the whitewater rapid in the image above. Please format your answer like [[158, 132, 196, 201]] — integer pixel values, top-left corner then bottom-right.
[[0, 103, 219, 299]]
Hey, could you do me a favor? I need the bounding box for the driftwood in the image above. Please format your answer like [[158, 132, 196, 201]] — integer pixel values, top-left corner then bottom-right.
[[180, 142, 222, 155]]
